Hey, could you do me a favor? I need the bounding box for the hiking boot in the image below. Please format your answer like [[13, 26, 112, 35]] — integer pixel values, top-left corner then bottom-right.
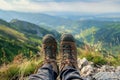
[[42, 34, 59, 74], [60, 34, 78, 71]]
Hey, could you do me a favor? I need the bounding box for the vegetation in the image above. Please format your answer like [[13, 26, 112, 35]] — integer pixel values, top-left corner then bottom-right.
[[0, 18, 120, 79], [0, 19, 59, 65], [75, 26, 99, 44], [0, 54, 43, 80], [78, 48, 120, 66], [0, 25, 27, 42], [0, 46, 120, 80]]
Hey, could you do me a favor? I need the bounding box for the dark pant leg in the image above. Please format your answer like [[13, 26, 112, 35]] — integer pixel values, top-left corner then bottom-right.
[[29, 63, 58, 80], [60, 66, 83, 80]]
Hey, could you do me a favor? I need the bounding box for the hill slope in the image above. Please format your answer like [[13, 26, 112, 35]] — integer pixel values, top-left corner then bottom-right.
[[0, 19, 59, 64], [0, 10, 120, 53]]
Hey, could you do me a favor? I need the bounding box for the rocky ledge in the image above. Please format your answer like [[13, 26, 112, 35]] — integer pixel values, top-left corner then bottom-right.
[[78, 58, 120, 80]]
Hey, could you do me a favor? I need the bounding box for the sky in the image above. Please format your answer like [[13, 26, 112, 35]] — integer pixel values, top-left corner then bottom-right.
[[0, 0, 120, 15]]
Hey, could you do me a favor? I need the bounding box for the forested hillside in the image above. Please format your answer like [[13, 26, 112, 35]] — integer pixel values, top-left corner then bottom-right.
[[0, 19, 60, 64]]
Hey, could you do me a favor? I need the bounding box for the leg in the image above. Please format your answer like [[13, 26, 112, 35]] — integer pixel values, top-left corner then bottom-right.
[[60, 66, 83, 80], [29, 34, 59, 80], [29, 63, 57, 80], [60, 34, 83, 80]]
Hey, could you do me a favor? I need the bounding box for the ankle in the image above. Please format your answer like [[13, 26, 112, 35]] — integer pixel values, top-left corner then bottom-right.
[[50, 62, 59, 74]]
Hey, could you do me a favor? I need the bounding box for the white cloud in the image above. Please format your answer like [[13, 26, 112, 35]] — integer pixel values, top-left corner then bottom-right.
[[0, 0, 120, 14], [0, 0, 13, 10]]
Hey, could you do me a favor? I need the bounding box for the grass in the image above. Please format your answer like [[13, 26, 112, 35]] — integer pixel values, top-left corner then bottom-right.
[[0, 25, 27, 42], [75, 26, 99, 44], [0, 54, 43, 80], [78, 48, 120, 66], [0, 47, 120, 80]]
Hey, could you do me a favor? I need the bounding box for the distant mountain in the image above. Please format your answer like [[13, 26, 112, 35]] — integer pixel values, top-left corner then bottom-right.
[[0, 9, 120, 33], [0, 9, 120, 52], [10, 19, 53, 37], [0, 19, 60, 64], [95, 22, 120, 46], [48, 12, 120, 21], [0, 9, 75, 29], [75, 20, 120, 52]]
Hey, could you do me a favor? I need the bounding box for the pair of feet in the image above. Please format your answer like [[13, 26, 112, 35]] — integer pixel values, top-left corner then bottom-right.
[[42, 34, 78, 74]]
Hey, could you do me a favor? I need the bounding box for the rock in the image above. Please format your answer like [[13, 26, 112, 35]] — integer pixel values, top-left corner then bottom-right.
[[100, 65, 109, 72], [116, 66, 120, 72], [81, 58, 89, 66], [100, 65, 115, 72], [78, 58, 120, 80], [80, 65, 94, 77], [78, 58, 89, 69], [82, 76, 93, 80], [77, 58, 81, 69], [93, 72, 120, 80]]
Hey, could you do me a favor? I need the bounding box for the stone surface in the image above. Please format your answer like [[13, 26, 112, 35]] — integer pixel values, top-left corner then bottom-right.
[[77, 58, 120, 80], [80, 65, 94, 77], [116, 66, 120, 72], [78, 58, 89, 69], [99, 65, 115, 72], [93, 72, 120, 80]]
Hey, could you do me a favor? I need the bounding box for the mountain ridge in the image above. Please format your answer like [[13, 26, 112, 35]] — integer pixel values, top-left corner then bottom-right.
[[0, 18, 60, 64], [0, 10, 120, 53]]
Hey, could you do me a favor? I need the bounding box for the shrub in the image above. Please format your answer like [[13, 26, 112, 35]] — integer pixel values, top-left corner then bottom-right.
[[78, 48, 119, 66], [0, 54, 43, 80]]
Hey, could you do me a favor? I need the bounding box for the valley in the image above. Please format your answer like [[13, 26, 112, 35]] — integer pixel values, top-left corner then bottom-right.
[[0, 10, 120, 64]]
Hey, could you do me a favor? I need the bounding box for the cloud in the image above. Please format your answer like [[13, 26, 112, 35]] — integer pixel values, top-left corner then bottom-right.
[[0, 0, 13, 10], [29, 0, 54, 2], [29, 0, 120, 3], [0, 0, 120, 14]]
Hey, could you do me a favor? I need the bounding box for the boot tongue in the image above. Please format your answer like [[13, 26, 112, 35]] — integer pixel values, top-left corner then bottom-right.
[[46, 46, 52, 53], [63, 45, 71, 52], [45, 46, 54, 59], [64, 49, 71, 53], [63, 45, 73, 59]]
